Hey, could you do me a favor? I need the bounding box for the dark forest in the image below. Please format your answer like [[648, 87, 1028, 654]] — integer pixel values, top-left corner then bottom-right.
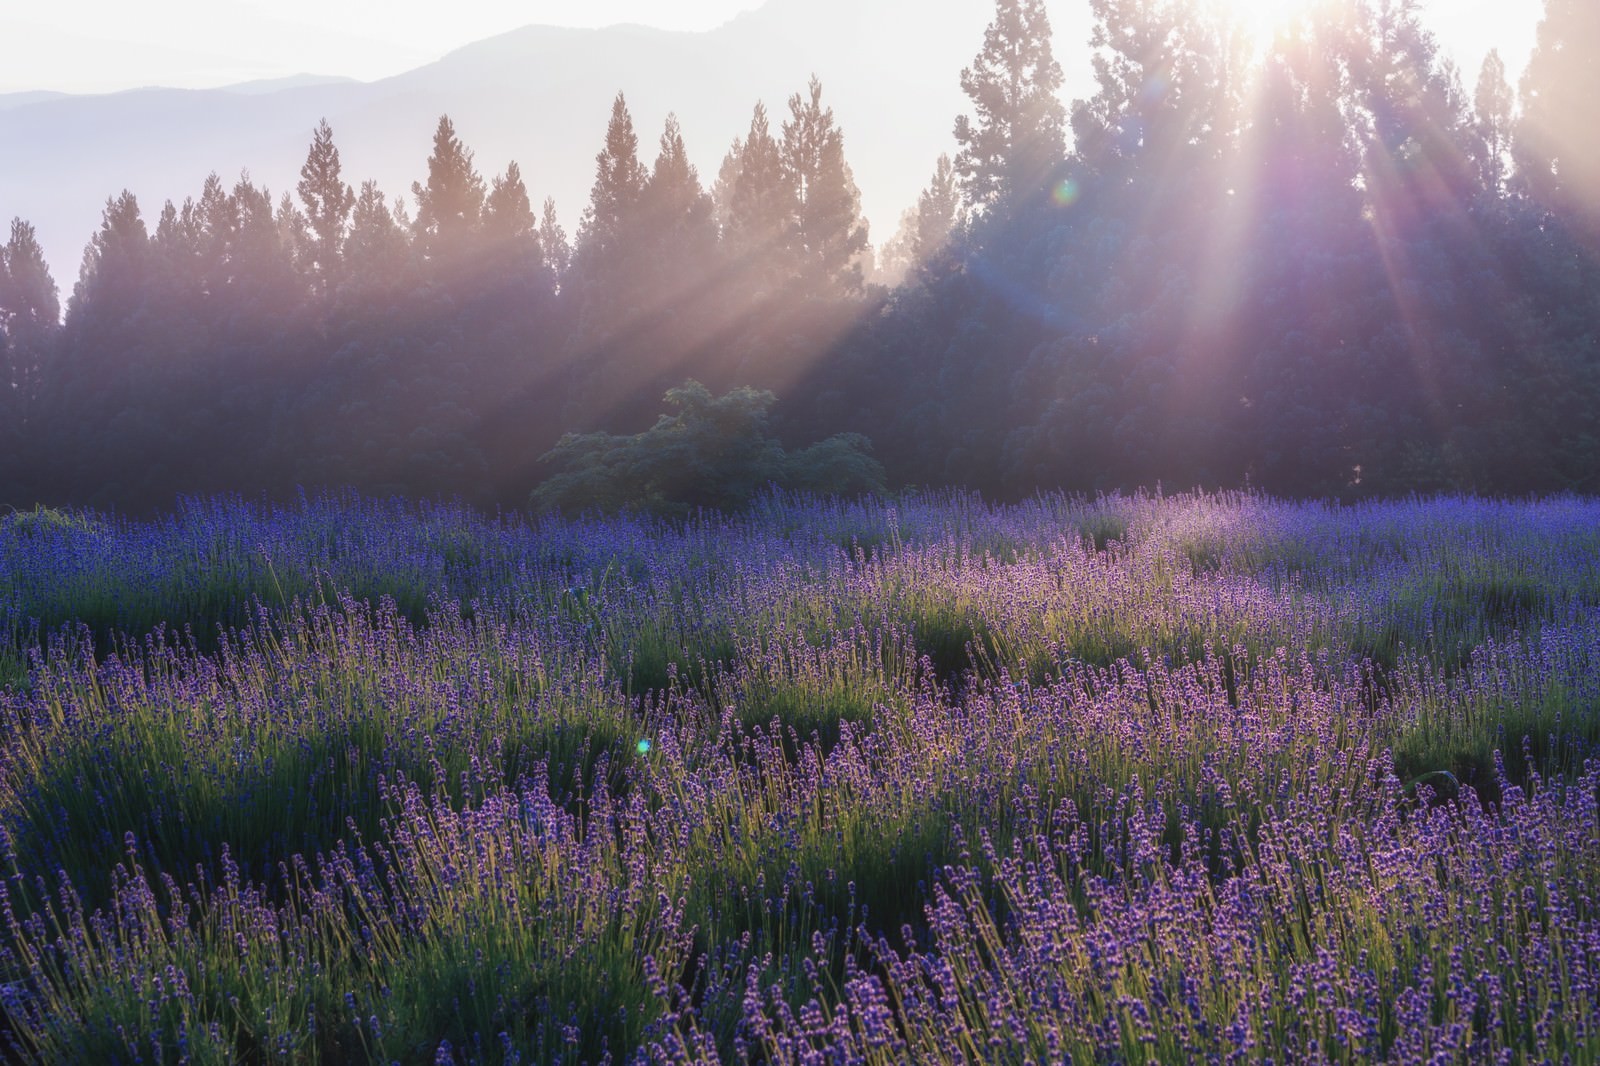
[[2, 0, 1597, 513]]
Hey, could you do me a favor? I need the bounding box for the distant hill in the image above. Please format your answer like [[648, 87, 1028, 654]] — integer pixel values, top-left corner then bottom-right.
[[219, 74, 361, 96], [0, 0, 1097, 299], [0, 91, 70, 112]]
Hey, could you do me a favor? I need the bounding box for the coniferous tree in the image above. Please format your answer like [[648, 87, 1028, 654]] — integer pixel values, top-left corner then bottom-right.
[[277, 191, 311, 278], [483, 160, 544, 281], [629, 114, 725, 397], [539, 198, 572, 280], [1071, 0, 1229, 193], [150, 197, 203, 302], [874, 155, 961, 285], [1472, 50, 1514, 196], [342, 180, 412, 298], [953, 0, 1067, 213], [195, 173, 237, 298], [485, 161, 537, 241], [782, 76, 870, 295], [1, 219, 60, 348], [410, 115, 486, 266], [575, 93, 648, 279], [1515, 0, 1600, 233], [230, 175, 300, 315], [717, 103, 797, 290], [0, 218, 60, 433], [48, 192, 153, 503], [16, 0, 1600, 509], [644, 117, 715, 247], [0, 238, 10, 358], [914, 154, 962, 269], [875, 207, 921, 286], [640, 115, 719, 295], [1227, 25, 1378, 492], [71, 191, 149, 322], [565, 94, 655, 430], [1348, 0, 1476, 208], [296, 119, 356, 295]]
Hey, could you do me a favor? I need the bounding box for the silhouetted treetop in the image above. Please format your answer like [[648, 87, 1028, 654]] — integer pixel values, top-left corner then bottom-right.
[[411, 115, 486, 265], [297, 119, 356, 295], [954, 0, 1066, 212], [783, 76, 871, 296], [1517, 0, 1600, 234]]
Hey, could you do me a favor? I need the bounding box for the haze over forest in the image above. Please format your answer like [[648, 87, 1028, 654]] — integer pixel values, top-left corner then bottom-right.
[[0, 0, 1596, 514], [0, 0, 1535, 292]]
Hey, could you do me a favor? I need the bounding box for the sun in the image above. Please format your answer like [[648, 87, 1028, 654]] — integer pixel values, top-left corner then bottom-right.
[[1216, 0, 1325, 55]]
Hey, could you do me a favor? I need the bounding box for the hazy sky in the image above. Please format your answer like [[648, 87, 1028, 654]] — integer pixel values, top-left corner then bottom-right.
[[1, 0, 1542, 96], [0, 1, 768, 94]]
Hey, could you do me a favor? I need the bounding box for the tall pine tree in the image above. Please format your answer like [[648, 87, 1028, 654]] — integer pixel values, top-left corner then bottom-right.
[[195, 173, 237, 298], [1, 219, 60, 348], [342, 180, 412, 298], [482, 162, 551, 302], [296, 119, 356, 295], [71, 191, 149, 324], [953, 0, 1067, 213], [485, 161, 537, 242], [0, 218, 60, 433], [914, 154, 962, 270], [565, 94, 655, 430], [1472, 51, 1514, 196], [717, 102, 797, 292], [782, 76, 870, 296], [575, 93, 649, 281], [539, 198, 572, 280], [411, 115, 486, 267], [1348, 0, 1476, 213], [640, 114, 719, 291], [1071, 0, 1229, 195], [876, 156, 960, 285], [1515, 0, 1600, 233]]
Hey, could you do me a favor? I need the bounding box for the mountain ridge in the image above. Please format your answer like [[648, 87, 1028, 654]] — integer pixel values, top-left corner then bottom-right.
[[0, 1, 1076, 292]]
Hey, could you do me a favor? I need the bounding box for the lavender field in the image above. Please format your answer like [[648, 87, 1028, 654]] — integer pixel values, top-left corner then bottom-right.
[[0, 490, 1597, 1064]]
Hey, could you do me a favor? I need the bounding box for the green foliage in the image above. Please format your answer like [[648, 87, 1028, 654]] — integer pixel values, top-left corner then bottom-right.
[[1, 504, 103, 538], [1076, 509, 1129, 552], [1390, 671, 1600, 803], [531, 381, 885, 516]]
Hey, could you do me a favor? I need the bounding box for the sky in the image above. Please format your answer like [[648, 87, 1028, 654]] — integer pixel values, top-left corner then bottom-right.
[[0, 0, 1542, 97], [0, 2, 767, 94]]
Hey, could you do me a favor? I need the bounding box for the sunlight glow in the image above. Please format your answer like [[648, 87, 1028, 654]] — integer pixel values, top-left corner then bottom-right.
[[1216, 0, 1322, 57]]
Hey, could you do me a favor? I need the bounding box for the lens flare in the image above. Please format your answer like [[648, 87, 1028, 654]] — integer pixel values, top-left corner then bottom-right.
[[636, 738, 652, 755], [1052, 180, 1080, 207]]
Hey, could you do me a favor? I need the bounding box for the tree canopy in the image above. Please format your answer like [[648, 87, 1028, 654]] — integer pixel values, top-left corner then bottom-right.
[[4, 0, 1599, 514]]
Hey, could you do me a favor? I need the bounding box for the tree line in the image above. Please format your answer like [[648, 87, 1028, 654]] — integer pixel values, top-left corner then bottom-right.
[[2, 0, 1597, 513]]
